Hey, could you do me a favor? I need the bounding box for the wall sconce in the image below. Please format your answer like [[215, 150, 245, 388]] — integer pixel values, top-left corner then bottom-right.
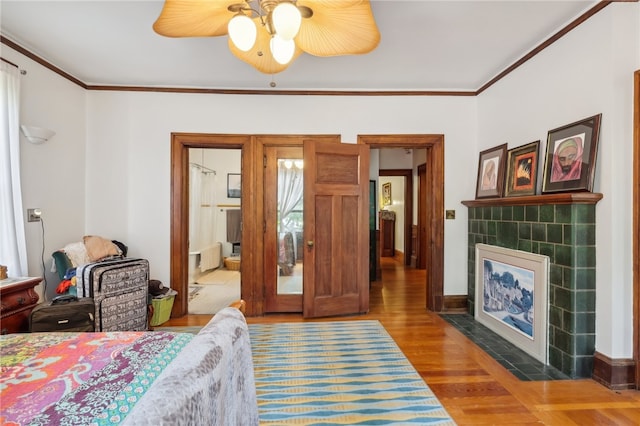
[[20, 125, 55, 144]]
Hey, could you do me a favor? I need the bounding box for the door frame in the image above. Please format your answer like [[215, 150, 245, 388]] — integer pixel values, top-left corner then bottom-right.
[[378, 169, 413, 266], [359, 135, 445, 312], [633, 69, 639, 389], [169, 133, 256, 317]]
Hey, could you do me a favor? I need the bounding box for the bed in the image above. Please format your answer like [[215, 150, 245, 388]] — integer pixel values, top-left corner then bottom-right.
[[0, 305, 258, 425]]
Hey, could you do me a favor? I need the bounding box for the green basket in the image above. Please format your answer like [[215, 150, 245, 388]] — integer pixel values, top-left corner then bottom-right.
[[150, 295, 175, 326]]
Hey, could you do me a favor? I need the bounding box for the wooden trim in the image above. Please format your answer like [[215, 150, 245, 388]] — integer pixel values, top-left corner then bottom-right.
[[359, 135, 445, 312], [170, 134, 253, 317], [1, 36, 87, 88], [477, 1, 613, 94], [634, 69, 640, 389], [461, 192, 603, 207], [1, 2, 615, 96], [442, 295, 468, 313], [592, 351, 636, 390]]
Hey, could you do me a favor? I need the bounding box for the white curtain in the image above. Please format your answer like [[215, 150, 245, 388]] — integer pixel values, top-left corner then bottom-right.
[[277, 165, 303, 233], [0, 62, 27, 277], [189, 164, 217, 252], [189, 164, 203, 251], [199, 171, 216, 248]]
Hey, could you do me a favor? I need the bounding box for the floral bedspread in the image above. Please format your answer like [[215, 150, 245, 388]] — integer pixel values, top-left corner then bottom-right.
[[0, 331, 193, 425]]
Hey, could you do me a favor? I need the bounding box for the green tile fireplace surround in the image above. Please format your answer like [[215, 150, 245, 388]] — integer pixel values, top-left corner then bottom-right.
[[462, 193, 603, 379]]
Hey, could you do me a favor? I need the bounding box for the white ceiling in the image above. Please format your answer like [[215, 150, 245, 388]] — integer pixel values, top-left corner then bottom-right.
[[0, 0, 601, 92]]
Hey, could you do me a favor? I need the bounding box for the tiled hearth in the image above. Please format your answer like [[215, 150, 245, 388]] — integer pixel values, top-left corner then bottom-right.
[[462, 193, 602, 378]]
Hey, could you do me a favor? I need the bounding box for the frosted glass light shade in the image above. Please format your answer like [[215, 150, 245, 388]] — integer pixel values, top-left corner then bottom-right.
[[20, 125, 55, 144], [228, 14, 257, 51], [270, 35, 295, 64], [272, 2, 301, 40]]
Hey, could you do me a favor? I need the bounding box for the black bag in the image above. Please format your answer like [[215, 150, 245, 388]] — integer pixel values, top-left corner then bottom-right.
[[30, 295, 95, 332]]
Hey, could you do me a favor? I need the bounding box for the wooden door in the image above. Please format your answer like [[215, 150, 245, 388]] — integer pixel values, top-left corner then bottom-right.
[[303, 141, 370, 318], [264, 146, 303, 312]]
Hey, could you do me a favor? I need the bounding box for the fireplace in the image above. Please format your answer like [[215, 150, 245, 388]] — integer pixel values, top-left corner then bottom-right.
[[462, 193, 602, 378], [475, 244, 549, 363]]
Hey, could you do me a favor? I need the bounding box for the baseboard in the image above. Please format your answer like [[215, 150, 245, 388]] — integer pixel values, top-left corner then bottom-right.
[[442, 295, 468, 313], [592, 351, 636, 390]]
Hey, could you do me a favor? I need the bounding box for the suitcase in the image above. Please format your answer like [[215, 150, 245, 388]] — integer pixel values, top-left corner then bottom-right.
[[30, 295, 95, 332], [76, 258, 149, 332]]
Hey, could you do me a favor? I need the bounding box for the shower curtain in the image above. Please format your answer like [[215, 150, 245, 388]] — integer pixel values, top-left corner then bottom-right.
[[189, 165, 216, 253]]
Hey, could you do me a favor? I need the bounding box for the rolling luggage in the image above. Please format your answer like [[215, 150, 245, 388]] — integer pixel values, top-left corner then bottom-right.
[[30, 295, 95, 332], [76, 258, 149, 332]]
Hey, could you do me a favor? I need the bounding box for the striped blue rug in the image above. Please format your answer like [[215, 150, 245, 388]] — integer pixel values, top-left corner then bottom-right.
[[249, 320, 456, 425]]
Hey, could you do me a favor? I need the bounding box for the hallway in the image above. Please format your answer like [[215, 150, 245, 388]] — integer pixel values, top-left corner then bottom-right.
[[164, 256, 640, 425]]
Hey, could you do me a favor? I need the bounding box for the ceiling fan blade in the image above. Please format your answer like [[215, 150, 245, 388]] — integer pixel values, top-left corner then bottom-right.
[[153, 0, 233, 37], [296, 0, 380, 57], [228, 23, 303, 74]]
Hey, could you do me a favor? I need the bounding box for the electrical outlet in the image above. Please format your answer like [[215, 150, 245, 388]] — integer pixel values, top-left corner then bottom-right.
[[27, 208, 42, 222]]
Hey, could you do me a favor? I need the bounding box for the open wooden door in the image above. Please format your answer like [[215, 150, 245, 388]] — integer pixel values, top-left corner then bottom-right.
[[303, 141, 370, 318]]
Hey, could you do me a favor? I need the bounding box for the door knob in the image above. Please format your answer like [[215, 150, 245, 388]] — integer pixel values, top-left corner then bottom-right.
[[307, 241, 314, 247]]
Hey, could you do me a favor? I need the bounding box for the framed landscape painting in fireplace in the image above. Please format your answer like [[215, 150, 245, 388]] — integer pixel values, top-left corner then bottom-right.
[[475, 244, 549, 363], [541, 113, 602, 194]]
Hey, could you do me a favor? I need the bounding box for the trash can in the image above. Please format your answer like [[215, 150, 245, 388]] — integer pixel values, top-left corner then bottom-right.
[[150, 294, 175, 326]]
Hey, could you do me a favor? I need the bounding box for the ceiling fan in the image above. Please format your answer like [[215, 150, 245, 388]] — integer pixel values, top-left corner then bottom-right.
[[153, 0, 380, 74]]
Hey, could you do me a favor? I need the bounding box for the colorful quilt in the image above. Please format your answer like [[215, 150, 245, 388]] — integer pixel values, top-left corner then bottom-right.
[[0, 331, 193, 425]]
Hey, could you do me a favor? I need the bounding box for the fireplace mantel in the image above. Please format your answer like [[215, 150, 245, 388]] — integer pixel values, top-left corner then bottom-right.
[[462, 192, 602, 207], [462, 192, 603, 379]]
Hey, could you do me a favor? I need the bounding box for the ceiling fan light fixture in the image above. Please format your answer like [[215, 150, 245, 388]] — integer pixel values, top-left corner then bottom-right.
[[270, 35, 295, 65], [228, 13, 257, 52], [272, 2, 302, 40]]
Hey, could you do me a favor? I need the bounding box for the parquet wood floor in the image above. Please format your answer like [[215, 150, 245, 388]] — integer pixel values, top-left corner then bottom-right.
[[164, 256, 640, 425]]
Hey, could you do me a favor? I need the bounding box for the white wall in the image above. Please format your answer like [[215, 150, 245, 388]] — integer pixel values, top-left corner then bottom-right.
[[477, 3, 639, 358], [9, 3, 638, 361], [3, 47, 86, 301], [82, 92, 476, 298]]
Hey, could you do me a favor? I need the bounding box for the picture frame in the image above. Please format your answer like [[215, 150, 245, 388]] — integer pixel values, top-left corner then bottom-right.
[[382, 182, 392, 206], [541, 114, 602, 194], [504, 140, 540, 197], [475, 143, 508, 199], [227, 173, 241, 198], [475, 243, 549, 364]]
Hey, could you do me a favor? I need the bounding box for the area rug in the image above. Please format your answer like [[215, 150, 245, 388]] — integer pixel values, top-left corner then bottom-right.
[[188, 281, 240, 315], [188, 285, 203, 301], [196, 269, 240, 285], [249, 320, 456, 425]]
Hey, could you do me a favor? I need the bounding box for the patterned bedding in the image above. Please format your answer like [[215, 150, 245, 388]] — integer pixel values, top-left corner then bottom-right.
[[1, 331, 191, 425], [0, 307, 258, 426]]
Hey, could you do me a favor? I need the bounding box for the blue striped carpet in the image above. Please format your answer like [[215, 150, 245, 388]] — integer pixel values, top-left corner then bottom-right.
[[248, 320, 456, 425]]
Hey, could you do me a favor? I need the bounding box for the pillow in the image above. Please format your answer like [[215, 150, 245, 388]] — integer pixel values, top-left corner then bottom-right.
[[63, 241, 90, 267], [83, 235, 121, 262]]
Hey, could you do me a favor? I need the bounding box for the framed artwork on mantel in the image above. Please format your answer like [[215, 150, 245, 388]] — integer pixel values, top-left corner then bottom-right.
[[505, 140, 540, 197], [475, 143, 507, 199], [541, 114, 602, 194]]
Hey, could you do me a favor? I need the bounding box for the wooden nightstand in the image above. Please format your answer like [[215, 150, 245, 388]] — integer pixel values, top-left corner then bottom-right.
[[0, 277, 41, 334]]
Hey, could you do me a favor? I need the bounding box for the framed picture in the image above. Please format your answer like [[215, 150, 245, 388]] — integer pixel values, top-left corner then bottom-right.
[[541, 114, 602, 194], [475, 143, 508, 199], [504, 140, 540, 197], [227, 173, 241, 198], [475, 244, 549, 364], [382, 182, 392, 206]]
